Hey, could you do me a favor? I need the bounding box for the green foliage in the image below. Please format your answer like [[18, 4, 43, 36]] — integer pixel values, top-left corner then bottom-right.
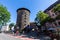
[[0, 4, 10, 25], [40, 17, 49, 25], [9, 23, 15, 30], [37, 11, 48, 22], [53, 4, 60, 12], [53, 4, 60, 20], [36, 11, 49, 25]]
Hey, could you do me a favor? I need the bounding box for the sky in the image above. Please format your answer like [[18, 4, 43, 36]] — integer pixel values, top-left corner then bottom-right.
[[0, 0, 57, 24]]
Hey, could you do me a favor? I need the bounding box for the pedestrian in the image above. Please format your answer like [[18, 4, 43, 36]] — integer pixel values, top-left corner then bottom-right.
[[16, 30, 19, 36], [11, 26, 14, 34], [13, 29, 16, 36]]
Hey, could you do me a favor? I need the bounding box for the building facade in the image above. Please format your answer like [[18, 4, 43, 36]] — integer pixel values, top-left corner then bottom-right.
[[44, 0, 60, 28], [16, 8, 30, 32], [30, 22, 37, 29]]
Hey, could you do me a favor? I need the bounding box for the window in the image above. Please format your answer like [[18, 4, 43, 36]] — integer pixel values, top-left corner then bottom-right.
[[54, 23, 57, 26], [24, 17, 26, 19], [58, 22, 60, 25], [24, 21, 26, 22], [25, 15, 26, 17], [52, 14, 54, 16], [24, 24, 26, 26], [21, 12, 24, 14], [55, 12, 58, 15]]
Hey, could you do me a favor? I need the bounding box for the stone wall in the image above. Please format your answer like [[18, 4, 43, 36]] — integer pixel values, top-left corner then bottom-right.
[[16, 8, 30, 32]]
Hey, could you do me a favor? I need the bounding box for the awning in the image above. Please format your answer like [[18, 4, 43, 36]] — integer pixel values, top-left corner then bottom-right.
[[48, 28, 56, 30]]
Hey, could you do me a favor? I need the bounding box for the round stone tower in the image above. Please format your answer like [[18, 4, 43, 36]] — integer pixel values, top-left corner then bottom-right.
[[16, 8, 30, 32]]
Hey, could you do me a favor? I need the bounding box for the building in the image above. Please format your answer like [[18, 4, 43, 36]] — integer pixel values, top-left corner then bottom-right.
[[44, 0, 60, 28], [16, 8, 30, 32], [44, 0, 60, 18], [30, 22, 40, 32], [30, 22, 37, 29], [1, 25, 10, 32]]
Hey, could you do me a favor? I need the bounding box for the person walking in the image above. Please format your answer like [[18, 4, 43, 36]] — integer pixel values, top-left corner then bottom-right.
[[11, 26, 14, 34], [16, 30, 19, 36]]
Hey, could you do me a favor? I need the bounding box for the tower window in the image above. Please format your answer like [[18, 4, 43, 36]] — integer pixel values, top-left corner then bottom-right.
[[24, 24, 26, 26], [55, 12, 58, 15], [25, 15, 26, 17], [24, 18, 26, 19], [24, 21, 26, 22]]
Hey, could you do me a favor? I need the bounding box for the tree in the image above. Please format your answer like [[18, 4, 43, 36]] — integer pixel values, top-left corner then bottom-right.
[[36, 11, 49, 25], [0, 4, 10, 25], [35, 17, 40, 26], [35, 11, 50, 31], [9, 23, 15, 30], [53, 4, 60, 12]]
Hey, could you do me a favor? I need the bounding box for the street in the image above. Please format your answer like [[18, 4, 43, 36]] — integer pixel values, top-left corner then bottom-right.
[[0, 33, 39, 40], [0, 33, 22, 40], [0, 33, 51, 40]]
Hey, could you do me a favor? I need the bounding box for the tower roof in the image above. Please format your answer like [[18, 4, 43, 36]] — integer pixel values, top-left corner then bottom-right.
[[17, 8, 30, 13]]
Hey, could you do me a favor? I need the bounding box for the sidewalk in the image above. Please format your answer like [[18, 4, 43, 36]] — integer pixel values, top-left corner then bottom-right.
[[4, 31, 51, 40], [6, 32, 51, 40], [6, 33, 40, 40]]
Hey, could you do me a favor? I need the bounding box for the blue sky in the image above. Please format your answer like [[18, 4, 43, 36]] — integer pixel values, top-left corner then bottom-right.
[[0, 0, 57, 24]]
